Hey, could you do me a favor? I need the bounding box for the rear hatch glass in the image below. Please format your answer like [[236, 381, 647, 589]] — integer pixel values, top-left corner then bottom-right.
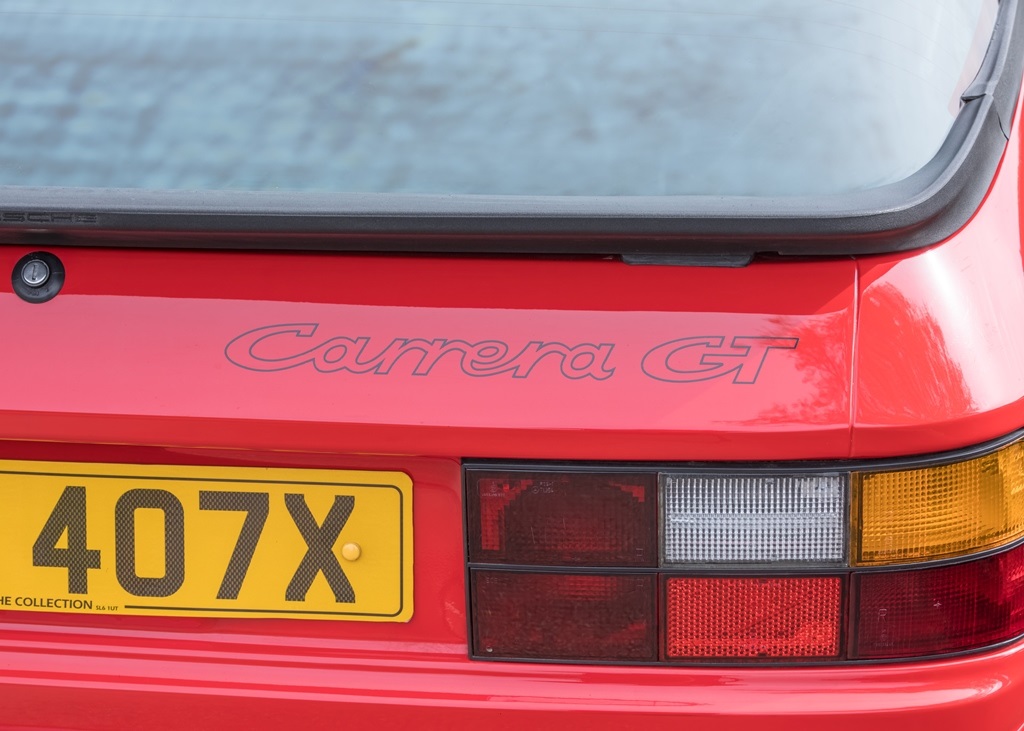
[[0, 0, 998, 197]]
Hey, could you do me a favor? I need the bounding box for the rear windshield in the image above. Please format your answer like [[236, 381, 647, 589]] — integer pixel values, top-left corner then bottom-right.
[[0, 0, 999, 197]]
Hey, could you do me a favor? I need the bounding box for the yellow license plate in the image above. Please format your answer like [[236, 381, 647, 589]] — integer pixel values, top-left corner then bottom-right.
[[0, 461, 413, 622]]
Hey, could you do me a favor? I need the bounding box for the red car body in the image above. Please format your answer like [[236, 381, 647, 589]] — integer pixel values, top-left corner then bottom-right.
[[2, 11, 1024, 731], [0, 103, 1019, 730]]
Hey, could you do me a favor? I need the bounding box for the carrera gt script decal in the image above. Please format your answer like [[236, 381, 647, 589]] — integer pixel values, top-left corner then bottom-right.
[[225, 323, 798, 384], [641, 336, 799, 384], [226, 324, 616, 380]]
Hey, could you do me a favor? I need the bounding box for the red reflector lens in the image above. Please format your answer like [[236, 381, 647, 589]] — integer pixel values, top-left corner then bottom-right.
[[665, 577, 843, 660], [854, 542, 1024, 659], [471, 570, 657, 661], [467, 471, 657, 566]]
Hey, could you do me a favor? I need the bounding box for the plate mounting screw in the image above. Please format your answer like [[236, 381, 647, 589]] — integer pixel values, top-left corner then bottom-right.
[[341, 542, 362, 561]]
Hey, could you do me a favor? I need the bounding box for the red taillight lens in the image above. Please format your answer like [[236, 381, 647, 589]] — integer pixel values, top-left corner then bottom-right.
[[467, 471, 657, 566], [471, 570, 657, 661], [854, 542, 1024, 659], [665, 576, 842, 660]]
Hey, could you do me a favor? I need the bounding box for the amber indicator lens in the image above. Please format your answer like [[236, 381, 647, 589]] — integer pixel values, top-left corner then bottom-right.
[[467, 471, 657, 566], [856, 441, 1024, 565], [664, 576, 843, 660], [661, 474, 846, 565], [853, 542, 1024, 659], [471, 570, 657, 661]]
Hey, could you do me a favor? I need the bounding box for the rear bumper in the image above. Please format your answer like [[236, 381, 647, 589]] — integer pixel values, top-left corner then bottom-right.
[[1, 626, 1021, 730]]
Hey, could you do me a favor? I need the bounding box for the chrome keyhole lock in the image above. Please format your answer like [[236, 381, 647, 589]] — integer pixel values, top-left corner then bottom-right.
[[12, 251, 64, 303], [20, 258, 51, 288]]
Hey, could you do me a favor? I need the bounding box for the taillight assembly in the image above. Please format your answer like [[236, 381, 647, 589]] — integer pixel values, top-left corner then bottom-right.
[[466, 437, 1024, 665]]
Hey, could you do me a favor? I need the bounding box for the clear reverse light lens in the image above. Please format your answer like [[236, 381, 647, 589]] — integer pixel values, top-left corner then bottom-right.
[[661, 474, 846, 565]]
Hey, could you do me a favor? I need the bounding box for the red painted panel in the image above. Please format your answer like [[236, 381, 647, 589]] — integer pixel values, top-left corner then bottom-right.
[[0, 626, 1020, 730], [853, 87, 1024, 457], [0, 250, 855, 462]]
